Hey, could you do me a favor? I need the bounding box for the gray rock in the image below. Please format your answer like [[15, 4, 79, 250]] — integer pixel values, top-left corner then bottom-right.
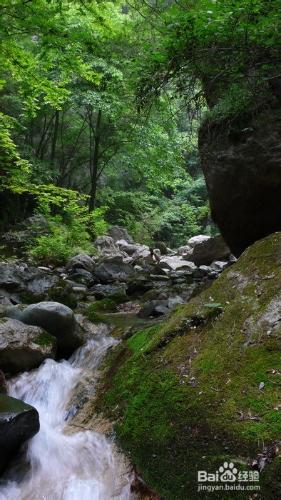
[[187, 235, 210, 248], [159, 256, 196, 272], [66, 253, 95, 273], [191, 235, 231, 266], [210, 260, 229, 271], [167, 296, 184, 309], [94, 236, 124, 258], [7, 302, 83, 357], [177, 245, 193, 259], [72, 286, 88, 296], [192, 265, 210, 277], [89, 283, 127, 301], [0, 394, 40, 473], [116, 239, 149, 257], [138, 300, 169, 318], [0, 262, 59, 302], [154, 241, 168, 255], [94, 256, 134, 283], [0, 318, 56, 373], [131, 246, 151, 260], [67, 269, 94, 286], [108, 226, 134, 243]]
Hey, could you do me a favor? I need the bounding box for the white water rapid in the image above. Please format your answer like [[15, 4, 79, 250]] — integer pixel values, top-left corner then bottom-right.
[[0, 335, 133, 500]]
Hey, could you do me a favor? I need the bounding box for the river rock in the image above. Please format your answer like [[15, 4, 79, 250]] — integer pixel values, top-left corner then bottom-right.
[[108, 226, 134, 243], [116, 240, 149, 257], [138, 300, 170, 318], [190, 235, 231, 266], [0, 394, 40, 473], [66, 253, 95, 273], [0, 262, 59, 303], [159, 256, 196, 272], [94, 236, 122, 257], [187, 235, 210, 247], [89, 283, 127, 301], [94, 256, 134, 283], [8, 302, 83, 357], [0, 318, 56, 373], [210, 260, 229, 271], [66, 269, 94, 286], [177, 245, 193, 259]]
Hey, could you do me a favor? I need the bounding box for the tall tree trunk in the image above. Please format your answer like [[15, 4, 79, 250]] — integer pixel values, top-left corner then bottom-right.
[[88, 109, 102, 212], [50, 110, 59, 164]]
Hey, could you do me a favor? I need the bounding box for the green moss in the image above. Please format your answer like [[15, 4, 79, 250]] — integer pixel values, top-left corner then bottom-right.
[[96, 233, 281, 499], [87, 299, 117, 313], [85, 299, 119, 323], [86, 311, 109, 324], [34, 331, 56, 348]]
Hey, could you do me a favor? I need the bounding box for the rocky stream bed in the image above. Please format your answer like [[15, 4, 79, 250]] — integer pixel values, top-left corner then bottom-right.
[[3, 227, 281, 499]]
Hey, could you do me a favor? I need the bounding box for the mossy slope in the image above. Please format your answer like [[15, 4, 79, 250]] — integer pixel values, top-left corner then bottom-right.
[[97, 233, 281, 499]]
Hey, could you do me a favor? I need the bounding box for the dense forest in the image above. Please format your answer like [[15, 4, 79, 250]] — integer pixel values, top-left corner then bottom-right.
[[0, 1, 281, 499], [0, 0, 214, 260]]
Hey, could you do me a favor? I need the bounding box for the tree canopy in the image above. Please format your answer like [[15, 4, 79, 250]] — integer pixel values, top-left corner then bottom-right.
[[1, 0, 278, 259]]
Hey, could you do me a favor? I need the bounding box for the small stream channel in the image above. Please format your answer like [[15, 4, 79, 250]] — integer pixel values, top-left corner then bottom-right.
[[0, 333, 133, 500]]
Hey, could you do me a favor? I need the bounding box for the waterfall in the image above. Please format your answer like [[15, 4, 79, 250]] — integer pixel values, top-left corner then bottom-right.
[[0, 335, 133, 499]]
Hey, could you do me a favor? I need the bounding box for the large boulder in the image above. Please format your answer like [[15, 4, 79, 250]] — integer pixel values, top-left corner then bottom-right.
[[66, 269, 94, 286], [199, 103, 281, 256], [66, 253, 95, 273], [0, 394, 40, 473], [94, 256, 134, 283], [190, 234, 231, 266], [89, 283, 127, 301], [0, 318, 56, 373], [187, 235, 210, 248], [108, 226, 134, 243], [7, 302, 83, 357], [116, 240, 149, 257], [94, 236, 124, 258], [0, 262, 59, 304]]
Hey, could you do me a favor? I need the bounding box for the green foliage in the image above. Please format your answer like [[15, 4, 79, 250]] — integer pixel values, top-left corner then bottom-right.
[[29, 215, 91, 264], [0, 113, 31, 193], [27, 188, 108, 263], [103, 171, 211, 246], [137, 0, 281, 119]]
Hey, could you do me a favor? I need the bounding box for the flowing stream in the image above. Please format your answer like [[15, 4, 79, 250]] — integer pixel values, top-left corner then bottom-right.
[[0, 334, 133, 500]]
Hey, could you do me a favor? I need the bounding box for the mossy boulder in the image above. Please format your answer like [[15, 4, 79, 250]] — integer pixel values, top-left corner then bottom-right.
[[7, 301, 83, 358], [0, 318, 56, 373], [96, 232, 281, 499]]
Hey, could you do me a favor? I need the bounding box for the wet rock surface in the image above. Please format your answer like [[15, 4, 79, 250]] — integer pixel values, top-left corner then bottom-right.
[[7, 302, 82, 358], [0, 394, 39, 474], [0, 318, 56, 373]]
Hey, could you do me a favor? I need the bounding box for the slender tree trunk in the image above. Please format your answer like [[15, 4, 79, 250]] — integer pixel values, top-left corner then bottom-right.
[[88, 109, 102, 212], [50, 110, 59, 164]]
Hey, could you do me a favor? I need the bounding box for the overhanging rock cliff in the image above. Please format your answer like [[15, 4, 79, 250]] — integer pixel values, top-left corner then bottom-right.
[[199, 79, 281, 256]]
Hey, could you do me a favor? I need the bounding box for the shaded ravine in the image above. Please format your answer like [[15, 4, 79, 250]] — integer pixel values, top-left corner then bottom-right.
[[0, 334, 133, 499]]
